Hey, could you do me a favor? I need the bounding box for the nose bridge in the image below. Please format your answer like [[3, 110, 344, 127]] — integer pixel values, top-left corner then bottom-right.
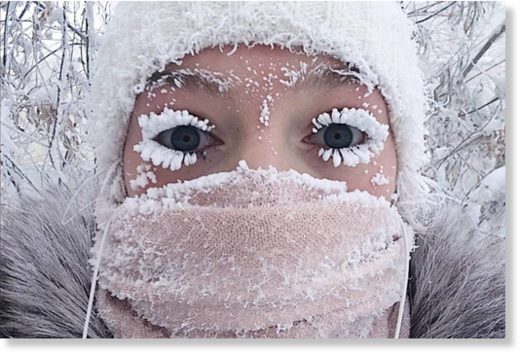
[[229, 86, 307, 172], [235, 126, 294, 171], [237, 137, 282, 170]]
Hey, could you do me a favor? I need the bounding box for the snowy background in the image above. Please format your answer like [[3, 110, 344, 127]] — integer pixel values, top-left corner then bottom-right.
[[0, 1, 506, 229]]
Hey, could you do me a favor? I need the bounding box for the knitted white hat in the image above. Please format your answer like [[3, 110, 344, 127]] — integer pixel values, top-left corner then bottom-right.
[[87, 1, 430, 226]]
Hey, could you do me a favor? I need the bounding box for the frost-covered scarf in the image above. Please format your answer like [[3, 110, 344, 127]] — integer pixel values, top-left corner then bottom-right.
[[88, 163, 413, 338]]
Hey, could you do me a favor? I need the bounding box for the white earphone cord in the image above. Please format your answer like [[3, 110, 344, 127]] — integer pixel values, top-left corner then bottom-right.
[[82, 213, 116, 339], [393, 221, 411, 339]]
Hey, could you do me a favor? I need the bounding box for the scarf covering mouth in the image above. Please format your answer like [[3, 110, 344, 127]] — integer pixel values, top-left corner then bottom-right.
[[91, 164, 413, 338]]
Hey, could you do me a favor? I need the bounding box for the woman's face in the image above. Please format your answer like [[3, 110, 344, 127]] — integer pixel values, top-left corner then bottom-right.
[[123, 45, 397, 199]]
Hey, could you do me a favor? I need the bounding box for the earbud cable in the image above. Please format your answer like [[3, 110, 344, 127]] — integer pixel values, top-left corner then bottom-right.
[[82, 212, 116, 339], [394, 221, 411, 339]]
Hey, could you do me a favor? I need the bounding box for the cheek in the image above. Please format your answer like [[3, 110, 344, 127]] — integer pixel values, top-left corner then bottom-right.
[[122, 118, 146, 197], [311, 134, 397, 200], [348, 137, 397, 200]]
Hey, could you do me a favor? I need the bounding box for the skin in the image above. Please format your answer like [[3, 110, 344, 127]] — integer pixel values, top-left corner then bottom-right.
[[123, 45, 397, 200]]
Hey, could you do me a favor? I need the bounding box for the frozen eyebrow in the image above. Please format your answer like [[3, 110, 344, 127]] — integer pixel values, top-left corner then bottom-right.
[[299, 63, 370, 91], [145, 68, 236, 97]]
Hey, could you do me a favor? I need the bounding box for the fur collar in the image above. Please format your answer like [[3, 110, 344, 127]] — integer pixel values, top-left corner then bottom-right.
[[0, 174, 505, 338]]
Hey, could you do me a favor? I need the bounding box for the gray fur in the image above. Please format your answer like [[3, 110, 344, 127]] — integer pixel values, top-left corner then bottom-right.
[[0, 174, 111, 338], [0, 174, 505, 338], [409, 199, 506, 338]]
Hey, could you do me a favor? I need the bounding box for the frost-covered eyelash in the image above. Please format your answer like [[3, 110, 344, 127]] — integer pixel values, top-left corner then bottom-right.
[[312, 108, 389, 168], [133, 108, 215, 171]]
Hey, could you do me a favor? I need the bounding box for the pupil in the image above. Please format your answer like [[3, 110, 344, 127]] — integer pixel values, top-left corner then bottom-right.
[[323, 124, 353, 149], [170, 125, 200, 151]]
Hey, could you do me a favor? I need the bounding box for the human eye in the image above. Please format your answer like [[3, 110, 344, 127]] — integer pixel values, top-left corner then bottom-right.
[[305, 108, 389, 168], [133, 108, 218, 171], [155, 125, 214, 153], [309, 122, 365, 152]]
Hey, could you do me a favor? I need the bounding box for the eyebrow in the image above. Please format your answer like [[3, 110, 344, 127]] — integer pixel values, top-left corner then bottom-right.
[[294, 63, 364, 90], [144, 63, 365, 97], [145, 67, 236, 98]]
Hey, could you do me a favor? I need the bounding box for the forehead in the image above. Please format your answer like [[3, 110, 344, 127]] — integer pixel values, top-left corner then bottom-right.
[[145, 44, 366, 101], [176, 44, 343, 70]]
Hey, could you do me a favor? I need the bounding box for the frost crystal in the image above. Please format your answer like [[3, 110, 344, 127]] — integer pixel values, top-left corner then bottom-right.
[[371, 173, 389, 186], [259, 95, 273, 127], [371, 166, 390, 186], [279, 61, 309, 87], [129, 164, 157, 191]]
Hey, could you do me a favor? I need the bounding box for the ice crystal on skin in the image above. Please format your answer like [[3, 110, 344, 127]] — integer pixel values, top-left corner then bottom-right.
[[259, 95, 273, 127], [279, 61, 309, 87], [314, 108, 389, 168], [257, 68, 278, 127], [371, 166, 390, 186], [129, 163, 157, 191], [133, 107, 215, 171]]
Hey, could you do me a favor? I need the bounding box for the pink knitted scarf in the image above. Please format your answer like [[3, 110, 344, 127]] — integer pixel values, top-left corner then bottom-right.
[[91, 167, 412, 338]]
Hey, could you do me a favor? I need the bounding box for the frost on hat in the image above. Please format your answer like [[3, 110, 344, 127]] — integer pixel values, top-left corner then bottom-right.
[[87, 1, 430, 225]]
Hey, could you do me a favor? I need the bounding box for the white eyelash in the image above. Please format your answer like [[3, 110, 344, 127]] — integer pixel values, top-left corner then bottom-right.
[[313, 108, 389, 168], [133, 108, 215, 171]]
